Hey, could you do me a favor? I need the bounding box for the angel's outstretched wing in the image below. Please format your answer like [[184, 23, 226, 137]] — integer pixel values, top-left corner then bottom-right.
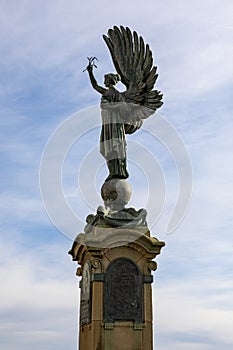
[[103, 26, 163, 133]]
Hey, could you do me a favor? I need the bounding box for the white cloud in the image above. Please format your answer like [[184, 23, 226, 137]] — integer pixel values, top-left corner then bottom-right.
[[0, 1, 232, 349], [0, 233, 79, 350], [154, 278, 233, 349]]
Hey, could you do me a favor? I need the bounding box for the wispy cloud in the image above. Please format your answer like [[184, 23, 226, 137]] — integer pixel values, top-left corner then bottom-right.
[[0, 234, 78, 350], [155, 278, 233, 349], [0, 1, 232, 349]]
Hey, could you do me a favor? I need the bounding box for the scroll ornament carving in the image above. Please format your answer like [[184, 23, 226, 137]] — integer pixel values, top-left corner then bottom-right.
[[148, 261, 157, 271]]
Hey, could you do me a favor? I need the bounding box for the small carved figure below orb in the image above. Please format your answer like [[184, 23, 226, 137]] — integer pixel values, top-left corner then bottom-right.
[[101, 178, 132, 211], [83, 178, 147, 233]]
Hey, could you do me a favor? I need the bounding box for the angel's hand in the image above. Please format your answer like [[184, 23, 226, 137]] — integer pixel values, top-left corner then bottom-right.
[[86, 63, 93, 73]]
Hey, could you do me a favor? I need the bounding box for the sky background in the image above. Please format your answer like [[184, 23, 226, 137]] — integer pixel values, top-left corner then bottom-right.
[[0, 0, 233, 349]]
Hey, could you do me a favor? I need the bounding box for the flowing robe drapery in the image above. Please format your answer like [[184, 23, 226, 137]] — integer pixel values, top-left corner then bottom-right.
[[100, 89, 128, 178]]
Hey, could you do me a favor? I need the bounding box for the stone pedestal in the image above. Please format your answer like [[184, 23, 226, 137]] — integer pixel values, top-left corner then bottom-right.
[[69, 227, 165, 350]]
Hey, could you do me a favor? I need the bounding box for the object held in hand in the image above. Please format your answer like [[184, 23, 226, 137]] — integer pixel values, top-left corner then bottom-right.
[[83, 56, 98, 72]]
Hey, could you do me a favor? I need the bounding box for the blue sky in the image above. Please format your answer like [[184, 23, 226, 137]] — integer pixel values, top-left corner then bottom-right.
[[0, 0, 233, 349]]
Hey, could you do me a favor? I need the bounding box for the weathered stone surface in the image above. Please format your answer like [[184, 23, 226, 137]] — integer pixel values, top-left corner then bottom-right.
[[69, 228, 165, 261], [80, 261, 92, 326], [69, 227, 165, 350]]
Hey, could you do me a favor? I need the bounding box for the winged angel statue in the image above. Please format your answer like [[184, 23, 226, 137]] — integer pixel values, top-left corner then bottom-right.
[[86, 26, 163, 182]]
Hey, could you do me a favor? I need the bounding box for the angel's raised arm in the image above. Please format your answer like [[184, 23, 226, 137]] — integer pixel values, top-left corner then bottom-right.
[[86, 65, 106, 95]]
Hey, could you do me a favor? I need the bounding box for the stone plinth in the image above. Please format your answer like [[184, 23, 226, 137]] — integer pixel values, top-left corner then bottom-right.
[[69, 228, 165, 350]]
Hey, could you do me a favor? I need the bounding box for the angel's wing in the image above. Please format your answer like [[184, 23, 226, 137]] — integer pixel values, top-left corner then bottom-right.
[[103, 26, 163, 133]]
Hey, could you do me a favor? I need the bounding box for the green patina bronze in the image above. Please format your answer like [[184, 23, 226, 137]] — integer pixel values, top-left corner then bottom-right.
[[85, 26, 163, 182]]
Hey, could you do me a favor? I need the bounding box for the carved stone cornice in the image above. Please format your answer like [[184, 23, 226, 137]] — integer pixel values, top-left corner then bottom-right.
[[68, 228, 165, 265]]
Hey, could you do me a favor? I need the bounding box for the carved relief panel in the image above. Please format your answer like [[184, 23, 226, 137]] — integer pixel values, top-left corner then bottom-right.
[[80, 261, 92, 326], [104, 258, 143, 323]]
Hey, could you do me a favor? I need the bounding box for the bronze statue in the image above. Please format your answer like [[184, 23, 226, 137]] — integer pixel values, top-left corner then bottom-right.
[[85, 26, 163, 182]]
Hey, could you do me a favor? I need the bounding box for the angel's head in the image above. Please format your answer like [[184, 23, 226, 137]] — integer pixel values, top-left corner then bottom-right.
[[104, 73, 121, 87]]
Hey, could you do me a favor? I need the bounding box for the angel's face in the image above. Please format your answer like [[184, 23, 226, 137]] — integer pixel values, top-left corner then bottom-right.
[[104, 74, 116, 87], [104, 75, 111, 87]]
